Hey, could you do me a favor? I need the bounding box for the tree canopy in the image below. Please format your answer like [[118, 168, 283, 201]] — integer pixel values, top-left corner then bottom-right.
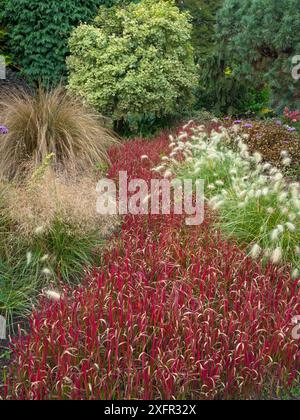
[[0, 0, 114, 85], [67, 0, 197, 132], [216, 0, 300, 110]]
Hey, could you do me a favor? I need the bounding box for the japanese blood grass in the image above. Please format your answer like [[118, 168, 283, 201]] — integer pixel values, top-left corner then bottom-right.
[[168, 124, 300, 274], [2, 199, 300, 400]]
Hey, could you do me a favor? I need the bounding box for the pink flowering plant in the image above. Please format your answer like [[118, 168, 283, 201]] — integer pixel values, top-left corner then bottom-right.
[[283, 107, 300, 132], [0, 125, 8, 135]]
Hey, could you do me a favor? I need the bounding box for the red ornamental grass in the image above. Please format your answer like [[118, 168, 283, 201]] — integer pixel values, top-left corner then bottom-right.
[[2, 129, 300, 400]]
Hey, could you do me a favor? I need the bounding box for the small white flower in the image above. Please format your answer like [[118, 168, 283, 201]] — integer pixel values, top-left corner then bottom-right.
[[183, 121, 193, 130], [263, 163, 272, 171], [241, 151, 250, 159], [183, 152, 191, 160], [40, 254, 49, 262], [278, 192, 288, 202], [264, 248, 271, 258], [295, 246, 300, 255], [215, 180, 224, 186], [42, 268, 52, 276], [255, 189, 262, 198], [286, 222, 296, 232], [212, 200, 224, 210], [152, 165, 165, 173], [288, 213, 297, 222], [292, 199, 300, 210], [274, 173, 283, 182], [273, 181, 283, 192], [35, 226, 44, 235], [290, 184, 300, 199], [291, 188, 299, 200], [250, 243, 261, 259], [271, 247, 282, 264], [178, 132, 188, 140], [282, 157, 292, 167], [280, 207, 289, 215], [239, 190, 247, 199], [277, 224, 285, 233], [44, 290, 61, 302], [270, 168, 278, 175], [280, 150, 289, 158], [26, 251, 32, 267], [253, 152, 262, 163], [247, 189, 255, 198], [163, 170, 173, 179], [270, 229, 279, 242], [292, 269, 299, 279]]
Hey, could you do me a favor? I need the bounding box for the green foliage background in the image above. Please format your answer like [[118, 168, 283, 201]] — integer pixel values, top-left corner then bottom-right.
[[67, 0, 197, 134], [175, 0, 223, 61], [216, 0, 300, 111], [1, 0, 299, 117], [0, 0, 120, 85]]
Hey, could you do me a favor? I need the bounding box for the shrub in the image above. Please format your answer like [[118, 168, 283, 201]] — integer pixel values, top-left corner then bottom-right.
[[67, 0, 197, 134], [227, 119, 300, 173], [185, 109, 217, 125], [0, 86, 117, 180], [196, 48, 271, 116], [284, 107, 300, 123]]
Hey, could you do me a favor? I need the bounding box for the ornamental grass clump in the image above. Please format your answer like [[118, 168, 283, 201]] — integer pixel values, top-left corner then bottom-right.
[[1, 170, 119, 283], [167, 124, 300, 274], [0, 86, 117, 180], [0, 155, 120, 325]]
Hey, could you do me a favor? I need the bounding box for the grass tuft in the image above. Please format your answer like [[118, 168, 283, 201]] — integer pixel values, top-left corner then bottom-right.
[[0, 85, 118, 180]]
